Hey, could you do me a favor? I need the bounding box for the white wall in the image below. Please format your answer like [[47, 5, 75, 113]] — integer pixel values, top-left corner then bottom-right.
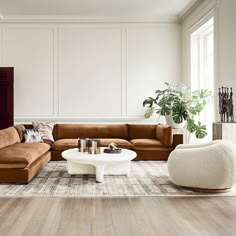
[[218, 0, 236, 116], [4, 28, 54, 117], [182, 0, 217, 86], [182, 0, 236, 122], [127, 25, 181, 116], [0, 21, 181, 123], [59, 27, 122, 117]]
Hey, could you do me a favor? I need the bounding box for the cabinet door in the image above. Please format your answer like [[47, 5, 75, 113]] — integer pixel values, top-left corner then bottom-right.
[[0, 67, 14, 129]]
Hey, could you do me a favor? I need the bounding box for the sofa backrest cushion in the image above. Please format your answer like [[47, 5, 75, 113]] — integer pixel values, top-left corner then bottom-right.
[[56, 124, 128, 139], [0, 127, 21, 149], [156, 124, 173, 147], [128, 124, 157, 140]]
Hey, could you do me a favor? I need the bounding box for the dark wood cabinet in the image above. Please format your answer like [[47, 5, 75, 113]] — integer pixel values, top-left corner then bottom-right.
[[0, 67, 14, 130]]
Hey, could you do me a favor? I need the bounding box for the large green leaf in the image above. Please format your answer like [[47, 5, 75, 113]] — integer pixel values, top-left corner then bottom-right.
[[142, 99, 151, 107], [194, 103, 204, 113], [195, 122, 207, 139], [143, 97, 156, 108], [160, 106, 171, 116], [186, 118, 197, 133], [144, 107, 155, 118], [172, 100, 188, 123]]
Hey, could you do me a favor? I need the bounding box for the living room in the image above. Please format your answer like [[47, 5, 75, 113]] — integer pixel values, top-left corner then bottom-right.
[[0, 0, 236, 235]]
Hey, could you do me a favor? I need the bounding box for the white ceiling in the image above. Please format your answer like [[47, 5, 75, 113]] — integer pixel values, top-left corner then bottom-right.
[[0, 0, 197, 18]]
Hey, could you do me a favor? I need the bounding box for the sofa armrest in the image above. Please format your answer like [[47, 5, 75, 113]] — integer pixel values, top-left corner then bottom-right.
[[156, 125, 173, 147], [173, 134, 183, 149], [14, 124, 26, 142]]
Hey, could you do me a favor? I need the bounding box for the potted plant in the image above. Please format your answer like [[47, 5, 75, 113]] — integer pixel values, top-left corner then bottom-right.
[[142, 83, 212, 139]]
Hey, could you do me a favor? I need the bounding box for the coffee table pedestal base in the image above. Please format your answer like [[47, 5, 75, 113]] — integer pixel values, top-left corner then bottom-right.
[[67, 161, 131, 183]]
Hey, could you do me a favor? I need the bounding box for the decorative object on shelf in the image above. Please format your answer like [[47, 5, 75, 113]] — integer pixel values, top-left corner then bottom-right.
[[88, 139, 101, 154], [218, 87, 234, 122], [104, 142, 122, 154], [142, 82, 212, 139]]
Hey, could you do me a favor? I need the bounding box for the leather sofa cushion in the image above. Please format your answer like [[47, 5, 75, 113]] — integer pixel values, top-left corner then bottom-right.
[[130, 139, 173, 151], [56, 124, 128, 140], [52, 138, 132, 151], [128, 124, 157, 140], [0, 127, 21, 150], [156, 125, 173, 147], [0, 143, 50, 169], [99, 139, 132, 149], [52, 139, 78, 151], [14, 124, 26, 142]]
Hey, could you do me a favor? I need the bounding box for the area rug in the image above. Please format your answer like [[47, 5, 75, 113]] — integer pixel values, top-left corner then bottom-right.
[[0, 161, 236, 197]]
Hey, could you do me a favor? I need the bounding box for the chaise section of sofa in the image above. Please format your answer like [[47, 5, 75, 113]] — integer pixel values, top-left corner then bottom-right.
[[0, 126, 51, 183]]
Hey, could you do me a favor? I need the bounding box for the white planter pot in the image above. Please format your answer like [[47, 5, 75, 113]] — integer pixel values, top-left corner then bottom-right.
[[165, 115, 186, 129]]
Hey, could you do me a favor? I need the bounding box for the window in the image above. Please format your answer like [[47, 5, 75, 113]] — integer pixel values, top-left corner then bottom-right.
[[190, 17, 214, 142]]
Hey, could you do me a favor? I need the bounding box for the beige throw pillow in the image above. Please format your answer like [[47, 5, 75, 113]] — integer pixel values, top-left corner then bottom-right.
[[23, 129, 42, 143], [32, 121, 56, 143]]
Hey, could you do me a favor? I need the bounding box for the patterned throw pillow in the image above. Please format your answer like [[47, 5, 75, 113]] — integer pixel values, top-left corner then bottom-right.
[[32, 121, 55, 143], [23, 129, 42, 143]]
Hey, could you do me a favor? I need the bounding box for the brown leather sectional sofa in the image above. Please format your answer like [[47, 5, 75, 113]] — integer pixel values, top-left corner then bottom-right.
[[0, 124, 183, 183], [0, 125, 51, 183]]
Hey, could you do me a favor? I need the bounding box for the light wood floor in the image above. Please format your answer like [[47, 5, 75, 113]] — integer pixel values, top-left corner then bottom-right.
[[0, 197, 236, 236]]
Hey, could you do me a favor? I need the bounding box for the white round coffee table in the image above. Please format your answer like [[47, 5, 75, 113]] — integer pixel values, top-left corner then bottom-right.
[[62, 148, 137, 183]]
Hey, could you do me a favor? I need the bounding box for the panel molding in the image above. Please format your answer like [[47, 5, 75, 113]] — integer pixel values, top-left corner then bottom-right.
[[58, 26, 123, 117], [0, 15, 179, 23], [126, 24, 181, 116], [0, 22, 181, 122], [14, 116, 156, 124], [53, 28, 59, 116], [121, 26, 127, 116], [3, 27, 55, 117], [57, 25, 125, 112], [179, 0, 206, 21]]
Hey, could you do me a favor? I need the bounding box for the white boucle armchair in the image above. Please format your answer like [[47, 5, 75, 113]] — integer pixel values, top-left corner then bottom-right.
[[167, 140, 236, 192]]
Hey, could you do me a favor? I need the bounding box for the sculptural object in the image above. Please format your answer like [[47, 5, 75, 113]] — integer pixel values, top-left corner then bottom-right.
[[219, 87, 234, 122]]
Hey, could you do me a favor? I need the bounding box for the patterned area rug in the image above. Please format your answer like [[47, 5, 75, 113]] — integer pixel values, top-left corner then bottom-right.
[[0, 161, 236, 197]]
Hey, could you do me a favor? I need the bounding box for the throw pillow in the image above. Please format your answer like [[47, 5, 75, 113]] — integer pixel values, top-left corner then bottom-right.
[[32, 121, 55, 143], [23, 129, 42, 143]]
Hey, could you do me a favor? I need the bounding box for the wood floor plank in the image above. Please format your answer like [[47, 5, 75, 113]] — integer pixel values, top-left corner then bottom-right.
[[92, 198, 115, 236], [0, 197, 236, 236]]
